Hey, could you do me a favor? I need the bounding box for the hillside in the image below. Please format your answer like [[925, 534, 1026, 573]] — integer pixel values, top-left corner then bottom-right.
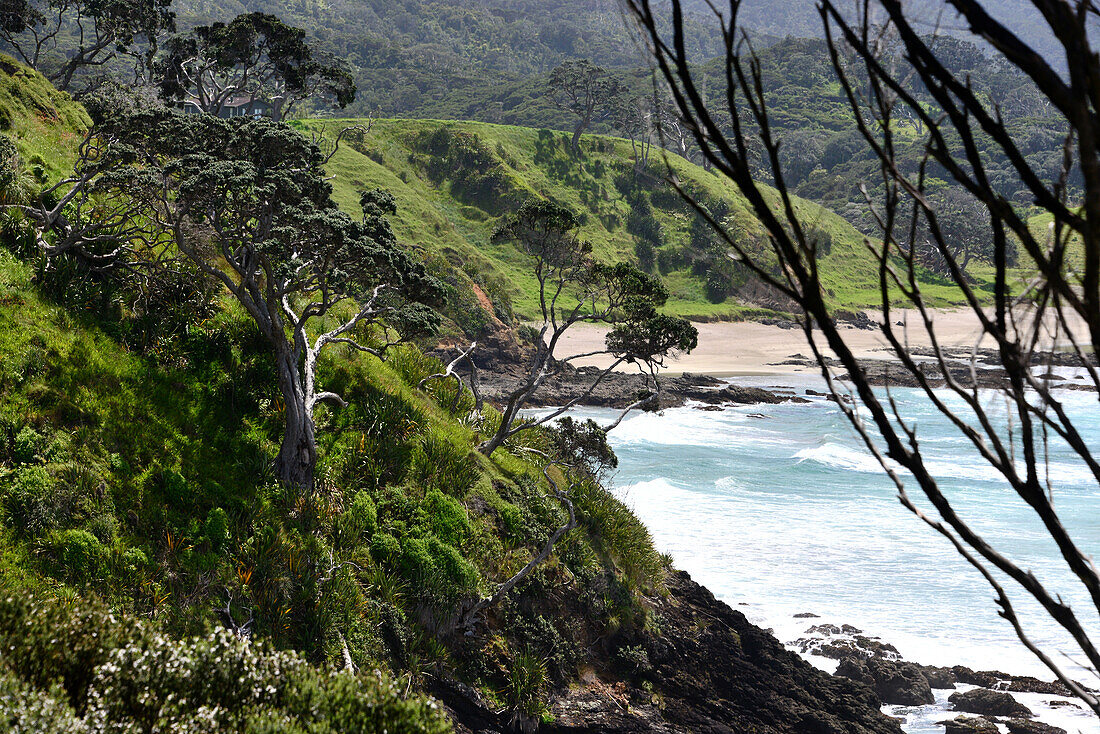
[[300, 117, 977, 326], [172, 0, 726, 119], [0, 57, 910, 733], [0, 54, 88, 181]]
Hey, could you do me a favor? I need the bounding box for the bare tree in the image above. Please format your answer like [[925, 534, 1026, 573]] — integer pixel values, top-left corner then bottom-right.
[[477, 199, 697, 457], [624, 0, 1100, 711]]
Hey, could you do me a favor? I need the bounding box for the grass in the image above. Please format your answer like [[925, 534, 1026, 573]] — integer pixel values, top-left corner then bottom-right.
[[0, 55, 88, 181], [300, 117, 980, 322]]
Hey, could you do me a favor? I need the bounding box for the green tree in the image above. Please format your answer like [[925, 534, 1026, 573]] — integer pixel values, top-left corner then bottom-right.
[[0, 0, 175, 91], [477, 200, 696, 456], [546, 59, 624, 152], [156, 12, 355, 120], [14, 105, 441, 492]]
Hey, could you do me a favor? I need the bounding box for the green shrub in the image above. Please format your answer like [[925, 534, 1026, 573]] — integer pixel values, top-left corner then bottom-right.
[[507, 649, 548, 717], [572, 481, 665, 591], [84, 629, 452, 734], [414, 431, 479, 498], [0, 593, 146, 709], [0, 593, 451, 733], [371, 532, 401, 564], [12, 426, 44, 463], [337, 491, 378, 547], [424, 535, 478, 596], [422, 488, 467, 546], [49, 529, 107, 583], [0, 670, 83, 733], [205, 507, 230, 549]]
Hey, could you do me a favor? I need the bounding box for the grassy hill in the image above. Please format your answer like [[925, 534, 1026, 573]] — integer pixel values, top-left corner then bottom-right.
[[0, 55, 88, 181], [301, 116, 976, 324], [0, 58, 671, 730]]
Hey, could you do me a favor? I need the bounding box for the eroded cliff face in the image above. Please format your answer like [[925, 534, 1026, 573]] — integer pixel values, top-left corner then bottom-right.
[[437, 571, 903, 734]]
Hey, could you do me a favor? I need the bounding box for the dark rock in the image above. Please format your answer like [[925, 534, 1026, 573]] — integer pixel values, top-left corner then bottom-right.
[[836, 658, 934, 706], [949, 688, 1034, 718], [1047, 699, 1082, 709], [550, 572, 902, 733], [1005, 719, 1067, 734], [951, 666, 1072, 696], [918, 665, 957, 689], [805, 624, 843, 636], [942, 715, 999, 733], [792, 633, 901, 661], [793, 612, 820, 619]]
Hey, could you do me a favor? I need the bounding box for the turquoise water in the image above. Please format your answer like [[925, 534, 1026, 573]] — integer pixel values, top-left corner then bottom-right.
[[565, 377, 1100, 733]]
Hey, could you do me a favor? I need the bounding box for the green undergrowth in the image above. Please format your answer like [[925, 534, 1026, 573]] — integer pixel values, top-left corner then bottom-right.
[[0, 55, 89, 183], [0, 246, 669, 724], [299, 117, 980, 322]]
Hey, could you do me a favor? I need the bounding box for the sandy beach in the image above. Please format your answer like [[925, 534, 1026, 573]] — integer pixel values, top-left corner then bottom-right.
[[554, 308, 1091, 376]]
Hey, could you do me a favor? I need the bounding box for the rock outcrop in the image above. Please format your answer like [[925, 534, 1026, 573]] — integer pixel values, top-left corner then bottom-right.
[[949, 688, 1035, 718], [439, 572, 903, 733]]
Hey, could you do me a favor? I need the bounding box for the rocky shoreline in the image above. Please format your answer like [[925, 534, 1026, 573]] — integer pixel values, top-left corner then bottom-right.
[[790, 620, 1089, 733], [436, 571, 904, 733]]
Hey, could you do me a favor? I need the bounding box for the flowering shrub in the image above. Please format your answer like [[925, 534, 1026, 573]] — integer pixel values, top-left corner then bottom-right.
[[0, 594, 451, 734]]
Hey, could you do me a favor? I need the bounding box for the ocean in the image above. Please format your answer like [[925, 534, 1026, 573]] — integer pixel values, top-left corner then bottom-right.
[[563, 375, 1100, 733]]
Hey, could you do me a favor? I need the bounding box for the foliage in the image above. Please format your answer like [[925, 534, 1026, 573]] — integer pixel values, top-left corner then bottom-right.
[[157, 12, 355, 120], [0, 592, 452, 733], [0, 0, 175, 92]]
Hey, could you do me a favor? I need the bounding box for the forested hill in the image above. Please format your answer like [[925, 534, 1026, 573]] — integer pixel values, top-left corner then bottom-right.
[[172, 0, 727, 118]]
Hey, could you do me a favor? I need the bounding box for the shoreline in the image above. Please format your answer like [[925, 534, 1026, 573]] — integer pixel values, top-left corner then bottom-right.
[[552, 308, 1092, 378]]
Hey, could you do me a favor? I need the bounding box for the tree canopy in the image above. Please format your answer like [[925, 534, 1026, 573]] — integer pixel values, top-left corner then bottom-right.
[[157, 12, 355, 119]]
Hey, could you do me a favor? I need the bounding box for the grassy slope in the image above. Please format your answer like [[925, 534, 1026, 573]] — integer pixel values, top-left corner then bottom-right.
[[0, 55, 89, 180], [306, 117, 973, 321], [0, 59, 666, 723]]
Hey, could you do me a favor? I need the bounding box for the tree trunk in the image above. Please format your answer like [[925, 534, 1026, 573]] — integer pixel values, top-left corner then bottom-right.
[[571, 120, 586, 152], [274, 348, 317, 492]]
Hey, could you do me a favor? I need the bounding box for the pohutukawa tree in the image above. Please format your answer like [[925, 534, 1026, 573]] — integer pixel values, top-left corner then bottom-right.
[[156, 12, 355, 120], [17, 105, 441, 492], [546, 59, 625, 152], [625, 0, 1100, 711], [0, 0, 175, 91], [477, 200, 697, 457]]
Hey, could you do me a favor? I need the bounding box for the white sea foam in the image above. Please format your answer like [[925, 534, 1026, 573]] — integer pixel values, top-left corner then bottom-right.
[[599, 381, 1100, 734]]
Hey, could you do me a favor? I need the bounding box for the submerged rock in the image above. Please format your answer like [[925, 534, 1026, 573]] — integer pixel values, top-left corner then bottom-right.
[[949, 688, 1034, 717], [951, 666, 1072, 696]]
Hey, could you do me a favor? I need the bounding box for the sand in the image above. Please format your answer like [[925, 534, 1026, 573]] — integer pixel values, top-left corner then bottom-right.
[[551, 308, 1091, 377]]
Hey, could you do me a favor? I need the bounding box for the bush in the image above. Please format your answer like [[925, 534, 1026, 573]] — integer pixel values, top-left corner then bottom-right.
[[205, 507, 230, 549], [422, 489, 467, 546], [0, 670, 83, 733], [12, 426, 44, 463], [0, 594, 452, 734], [49, 529, 107, 583], [414, 432, 479, 498], [337, 491, 378, 547]]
